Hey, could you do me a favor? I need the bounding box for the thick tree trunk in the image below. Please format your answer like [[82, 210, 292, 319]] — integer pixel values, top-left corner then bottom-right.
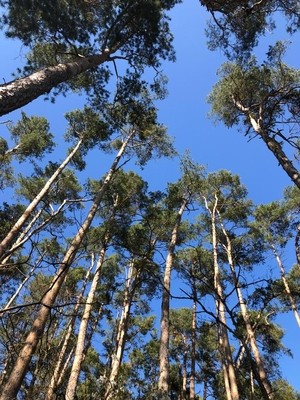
[[65, 238, 109, 400], [0, 132, 133, 400], [218, 213, 274, 400], [204, 195, 239, 400], [104, 262, 138, 400], [45, 259, 94, 400], [0, 138, 83, 262], [158, 199, 188, 397], [0, 52, 113, 117]]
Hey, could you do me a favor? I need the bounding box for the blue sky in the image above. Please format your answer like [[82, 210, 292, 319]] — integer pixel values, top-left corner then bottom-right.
[[1, 0, 300, 394]]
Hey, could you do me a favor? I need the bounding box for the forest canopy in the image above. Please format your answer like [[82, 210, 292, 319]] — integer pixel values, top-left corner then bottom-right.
[[0, 1, 300, 400]]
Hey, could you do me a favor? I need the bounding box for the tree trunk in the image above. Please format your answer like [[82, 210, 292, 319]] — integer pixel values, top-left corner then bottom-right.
[[0, 51, 115, 117], [45, 259, 94, 400], [181, 333, 188, 400], [295, 222, 300, 273], [271, 242, 300, 328], [104, 262, 138, 400], [204, 195, 239, 400], [158, 198, 188, 398], [189, 295, 196, 400], [65, 237, 109, 400], [232, 98, 300, 189], [0, 131, 134, 400], [2, 259, 41, 311], [0, 137, 83, 262], [218, 211, 274, 400]]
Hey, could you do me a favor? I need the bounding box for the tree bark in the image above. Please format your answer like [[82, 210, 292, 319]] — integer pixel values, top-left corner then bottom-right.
[[0, 137, 83, 262], [0, 52, 113, 117], [295, 222, 300, 273], [218, 211, 274, 400], [104, 261, 138, 400], [271, 243, 300, 328], [189, 295, 196, 400], [65, 237, 109, 400], [45, 258, 94, 400], [158, 198, 188, 398], [204, 195, 239, 400], [232, 98, 300, 189], [0, 131, 134, 400]]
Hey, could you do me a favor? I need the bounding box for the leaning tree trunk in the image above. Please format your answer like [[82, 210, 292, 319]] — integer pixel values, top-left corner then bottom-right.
[[204, 194, 240, 400], [1, 252, 44, 311], [65, 235, 109, 400], [0, 49, 118, 117], [158, 198, 188, 398], [0, 131, 134, 400], [0, 137, 83, 262], [218, 212, 274, 400], [232, 98, 300, 189]]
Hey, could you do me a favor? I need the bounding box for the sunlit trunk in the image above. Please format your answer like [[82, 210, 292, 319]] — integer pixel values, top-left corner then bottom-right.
[[104, 262, 138, 400], [158, 199, 188, 397], [218, 211, 274, 400], [204, 195, 239, 400], [65, 237, 109, 400], [189, 294, 196, 400], [45, 259, 94, 400], [0, 138, 83, 262], [271, 243, 300, 328]]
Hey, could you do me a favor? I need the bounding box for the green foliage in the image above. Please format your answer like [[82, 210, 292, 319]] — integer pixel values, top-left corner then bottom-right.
[[201, 0, 300, 58], [8, 111, 55, 160], [207, 42, 300, 137], [0, 202, 25, 241], [0, 0, 181, 104]]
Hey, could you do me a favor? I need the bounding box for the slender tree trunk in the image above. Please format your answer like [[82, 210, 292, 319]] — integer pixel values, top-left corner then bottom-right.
[[203, 377, 207, 400], [0, 51, 116, 117], [204, 195, 239, 400], [0, 131, 134, 400], [0, 207, 44, 266], [105, 261, 139, 400], [181, 334, 188, 400], [295, 222, 300, 272], [0, 138, 83, 262], [65, 237, 109, 400], [189, 294, 196, 400], [45, 259, 94, 400], [158, 198, 188, 398], [250, 368, 255, 400], [271, 243, 300, 327], [2, 261, 39, 311], [218, 212, 274, 400]]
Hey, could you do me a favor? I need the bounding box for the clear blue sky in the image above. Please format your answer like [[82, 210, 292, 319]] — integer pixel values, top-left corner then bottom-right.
[[1, 0, 300, 394]]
